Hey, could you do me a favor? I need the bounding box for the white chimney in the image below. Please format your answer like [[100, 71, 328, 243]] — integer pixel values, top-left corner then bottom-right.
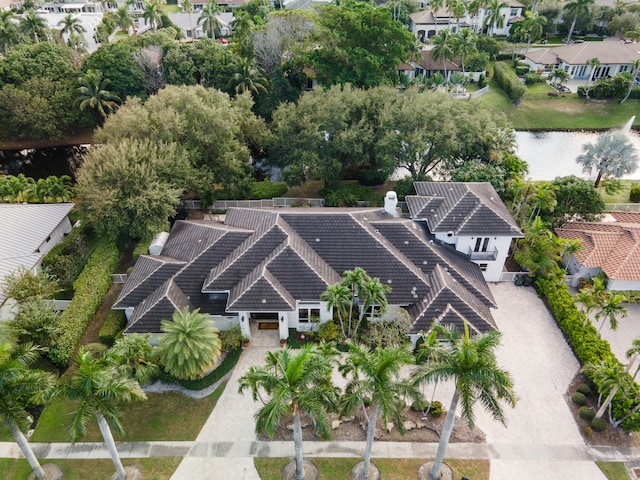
[[384, 191, 399, 218], [149, 231, 169, 256]]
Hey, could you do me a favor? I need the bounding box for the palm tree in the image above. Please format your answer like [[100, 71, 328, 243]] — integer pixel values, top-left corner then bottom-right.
[[76, 70, 121, 126], [595, 292, 627, 332], [514, 216, 566, 278], [576, 280, 604, 327], [320, 284, 351, 340], [238, 345, 338, 480], [620, 59, 640, 104], [0, 342, 56, 480], [0, 11, 20, 55], [340, 343, 419, 479], [229, 57, 268, 95], [20, 9, 47, 43], [431, 29, 456, 80], [583, 57, 601, 102], [356, 277, 391, 337], [108, 333, 160, 386], [25, 175, 74, 203], [61, 349, 147, 480], [626, 337, 640, 382], [576, 131, 639, 187], [582, 359, 631, 421], [198, 0, 220, 39], [158, 307, 222, 381], [484, 0, 508, 35], [142, 0, 162, 33], [453, 28, 477, 73], [182, 0, 194, 31], [58, 13, 85, 45], [412, 322, 517, 480], [549, 68, 570, 89], [430, 0, 445, 35], [115, 6, 135, 35], [564, 0, 594, 44], [341, 267, 369, 338], [528, 182, 556, 221], [517, 11, 547, 51]]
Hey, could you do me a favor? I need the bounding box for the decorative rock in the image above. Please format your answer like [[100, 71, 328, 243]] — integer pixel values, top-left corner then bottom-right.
[[386, 422, 394, 433], [332, 419, 341, 430], [403, 421, 417, 431], [374, 428, 382, 439]]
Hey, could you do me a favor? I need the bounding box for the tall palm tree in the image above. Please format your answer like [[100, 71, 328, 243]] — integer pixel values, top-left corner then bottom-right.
[[430, 0, 445, 36], [514, 216, 565, 278], [238, 345, 338, 480], [158, 307, 222, 381], [20, 9, 47, 43], [230, 59, 268, 95], [25, 175, 74, 203], [108, 333, 159, 386], [0, 11, 21, 55], [620, 59, 640, 104], [198, 0, 221, 39], [115, 6, 135, 35], [0, 342, 56, 480], [517, 11, 547, 51], [626, 337, 640, 382], [341, 267, 369, 338], [340, 343, 419, 479], [576, 131, 639, 187], [564, 0, 594, 44], [142, 0, 162, 33], [595, 292, 627, 332], [61, 349, 146, 480], [320, 284, 351, 340], [583, 57, 601, 102], [355, 277, 391, 337], [528, 182, 556, 221], [182, 0, 194, 31], [582, 359, 631, 421], [484, 0, 508, 35], [453, 28, 477, 73], [76, 70, 121, 126], [58, 13, 85, 45], [412, 321, 517, 480], [431, 29, 456, 80]]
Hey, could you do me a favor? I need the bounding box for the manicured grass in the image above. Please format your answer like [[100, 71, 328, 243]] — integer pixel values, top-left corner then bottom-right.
[[599, 180, 638, 204], [161, 4, 180, 12], [3, 457, 181, 480], [596, 462, 631, 480], [254, 458, 490, 480], [473, 85, 640, 130], [526, 82, 555, 94], [31, 382, 226, 442]]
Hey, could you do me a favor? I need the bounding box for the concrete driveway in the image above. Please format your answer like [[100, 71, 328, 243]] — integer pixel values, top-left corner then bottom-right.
[[593, 303, 640, 365]]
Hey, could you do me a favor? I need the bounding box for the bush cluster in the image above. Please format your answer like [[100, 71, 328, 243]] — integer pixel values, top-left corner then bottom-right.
[[42, 227, 92, 296], [572, 392, 587, 405], [515, 65, 530, 76], [577, 74, 632, 99], [579, 406, 595, 421], [493, 62, 527, 106], [536, 277, 640, 431], [248, 181, 288, 200], [49, 239, 121, 366], [321, 183, 383, 207], [98, 309, 126, 347], [220, 326, 244, 351], [525, 73, 543, 85], [168, 348, 242, 391], [577, 383, 592, 395], [609, 290, 640, 303], [591, 417, 607, 432], [630, 184, 640, 203]]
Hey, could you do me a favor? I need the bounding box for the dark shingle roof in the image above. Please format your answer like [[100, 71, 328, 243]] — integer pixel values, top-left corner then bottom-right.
[[408, 182, 523, 237], [124, 280, 190, 334]]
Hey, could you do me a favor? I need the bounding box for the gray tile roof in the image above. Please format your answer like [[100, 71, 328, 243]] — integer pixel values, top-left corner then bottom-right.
[[118, 205, 500, 335], [408, 182, 523, 237]]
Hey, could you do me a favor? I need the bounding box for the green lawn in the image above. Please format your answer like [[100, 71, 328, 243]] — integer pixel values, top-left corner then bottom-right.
[[31, 383, 226, 442], [2, 458, 181, 480], [599, 180, 638, 204], [597, 462, 630, 480], [161, 4, 180, 13], [254, 458, 490, 480], [473, 83, 640, 130]]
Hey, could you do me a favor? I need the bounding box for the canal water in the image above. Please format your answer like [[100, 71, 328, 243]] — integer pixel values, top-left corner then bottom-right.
[[0, 146, 87, 180]]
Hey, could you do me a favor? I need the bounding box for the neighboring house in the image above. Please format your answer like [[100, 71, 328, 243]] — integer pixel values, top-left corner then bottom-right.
[[398, 49, 462, 81], [409, 0, 524, 40], [191, 0, 249, 10], [0, 203, 74, 311], [524, 41, 640, 79], [406, 182, 524, 282], [556, 212, 640, 291], [114, 188, 503, 344], [167, 12, 233, 39]]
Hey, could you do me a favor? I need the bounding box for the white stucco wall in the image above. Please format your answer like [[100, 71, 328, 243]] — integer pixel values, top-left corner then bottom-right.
[[38, 216, 72, 257], [607, 279, 640, 291]]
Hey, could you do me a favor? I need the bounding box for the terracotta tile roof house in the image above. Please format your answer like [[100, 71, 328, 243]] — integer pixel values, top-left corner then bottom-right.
[[406, 182, 523, 282], [524, 41, 640, 80], [556, 212, 640, 290], [115, 198, 500, 342], [0, 203, 74, 308]]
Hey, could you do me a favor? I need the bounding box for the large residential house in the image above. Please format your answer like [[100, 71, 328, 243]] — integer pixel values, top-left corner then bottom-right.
[[556, 212, 640, 291], [409, 0, 525, 40], [0, 203, 74, 315], [524, 41, 640, 80], [115, 183, 521, 343]]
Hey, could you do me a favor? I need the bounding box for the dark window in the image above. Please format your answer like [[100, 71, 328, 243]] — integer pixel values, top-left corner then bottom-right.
[[479, 263, 488, 271]]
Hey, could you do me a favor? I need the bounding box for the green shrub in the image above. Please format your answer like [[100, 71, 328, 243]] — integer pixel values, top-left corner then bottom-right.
[[173, 348, 242, 390], [411, 398, 429, 412], [98, 309, 126, 346], [317, 320, 341, 342], [248, 181, 288, 200], [525, 73, 543, 84], [582, 424, 593, 438], [493, 62, 527, 106], [42, 227, 92, 295], [577, 383, 591, 395], [515, 65, 530, 76], [132, 239, 152, 262], [220, 325, 244, 351], [478, 73, 487, 89], [48, 239, 121, 366], [579, 406, 595, 421], [572, 392, 587, 405], [591, 417, 607, 432], [321, 184, 374, 207], [630, 184, 640, 203], [429, 400, 443, 416], [609, 290, 640, 303]]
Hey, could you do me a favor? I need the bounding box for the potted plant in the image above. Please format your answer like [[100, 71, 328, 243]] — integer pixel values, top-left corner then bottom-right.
[[241, 336, 250, 348]]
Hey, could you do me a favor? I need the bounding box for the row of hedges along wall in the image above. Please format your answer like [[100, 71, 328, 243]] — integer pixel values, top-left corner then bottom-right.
[[493, 61, 527, 106], [49, 238, 121, 366], [536, 277, 640, 431]]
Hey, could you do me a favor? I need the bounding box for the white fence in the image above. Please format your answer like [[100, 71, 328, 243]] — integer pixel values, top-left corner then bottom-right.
[[499, 272, 518, 282], [469, 86, 489, 99], [112, 274, 128, 284], [212, 198, 324, 210], [605, 203, 640, 212]]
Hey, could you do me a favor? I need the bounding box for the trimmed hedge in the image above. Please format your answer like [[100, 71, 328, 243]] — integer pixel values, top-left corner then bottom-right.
[[630, 185, 640, 203], [536, 277, 640, 431], [99, 309, 126, 346], [493, 62, 527, 106], [610, 290, 640, 303], [572, 392, 587, 405], [579, 406, 595, 421], [49, 239, 121, 366], [248, 181, 288, 200]]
